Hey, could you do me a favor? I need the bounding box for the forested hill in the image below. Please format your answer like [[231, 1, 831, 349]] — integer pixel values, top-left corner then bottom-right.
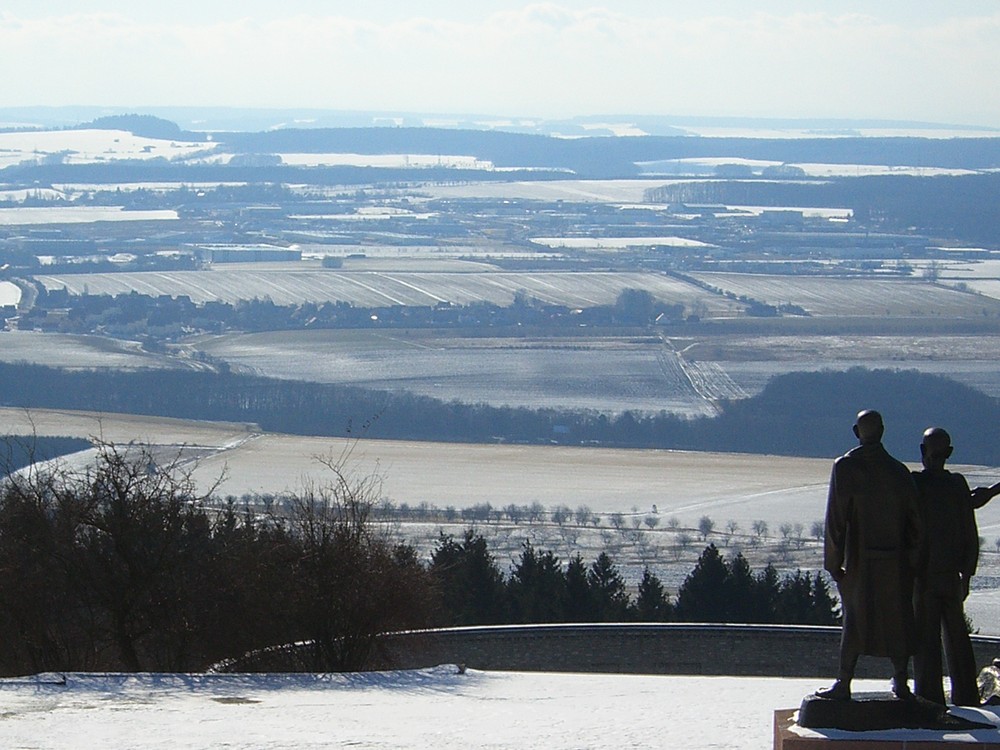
[[2, 362, 999, 464], [216, 127, 1000, 172], [687, 368, 1000, 465]]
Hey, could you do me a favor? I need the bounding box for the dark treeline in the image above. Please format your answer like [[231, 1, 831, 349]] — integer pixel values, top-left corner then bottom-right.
[[694, 367, 1000, 465], [0, 444, 836, 676], [4, 124, 999, 184], [0, 161, 565, 188], [23, 287, 687, 339], [0, 442, 431, 676], [432, 531, 838, 628], [0, 435, 92, 476], [218, 127, 1000, 173], [2, 362, 1000, 463], [648, 173, 1000, 246]]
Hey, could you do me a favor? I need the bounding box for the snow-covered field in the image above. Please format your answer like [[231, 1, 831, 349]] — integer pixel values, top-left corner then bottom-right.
[[277, 152, 490, 169], [34, 268, 729, 311], [530, 236, 713, 249], [0, 280, 21, 307], [687, 272, 1000, 318], [188, 331, 724, 416], [0, 206, 178, 225], [0, 668, 956, 750], [419, 179, 676, 202], [0, 128, 213, 168]]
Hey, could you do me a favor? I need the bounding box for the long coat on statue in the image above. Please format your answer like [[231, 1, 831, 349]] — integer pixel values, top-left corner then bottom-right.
[[824, 442, 923, 658]]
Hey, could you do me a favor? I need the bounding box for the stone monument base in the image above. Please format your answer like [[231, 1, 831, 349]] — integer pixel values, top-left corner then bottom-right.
[[775, 697, 1000, 750]]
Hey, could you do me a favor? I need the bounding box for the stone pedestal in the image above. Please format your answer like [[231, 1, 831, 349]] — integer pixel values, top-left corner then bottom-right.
[[775, 702, 1000, 749]]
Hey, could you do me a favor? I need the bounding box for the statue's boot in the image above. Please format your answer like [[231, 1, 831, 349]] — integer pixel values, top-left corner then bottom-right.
[[892, 673, 914, 701], [816, 680, 851, 701]]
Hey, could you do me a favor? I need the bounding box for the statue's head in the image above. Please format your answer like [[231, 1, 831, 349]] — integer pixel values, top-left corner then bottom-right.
[[920, 426, 953, 468], [853, 409, 884, 444]]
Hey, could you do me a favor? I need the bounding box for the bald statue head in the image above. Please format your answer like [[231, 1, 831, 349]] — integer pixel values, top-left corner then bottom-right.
[[853, 409, 884, 445], [920, 426, 953, 470]]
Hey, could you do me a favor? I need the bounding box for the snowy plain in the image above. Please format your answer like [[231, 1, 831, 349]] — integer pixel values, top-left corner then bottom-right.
[[6, 667, 998, 750]]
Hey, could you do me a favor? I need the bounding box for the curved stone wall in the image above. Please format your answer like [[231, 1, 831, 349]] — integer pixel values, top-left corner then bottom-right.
[[376, 623, 1000, 679]]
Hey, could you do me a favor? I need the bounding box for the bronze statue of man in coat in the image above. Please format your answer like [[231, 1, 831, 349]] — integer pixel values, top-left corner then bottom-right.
[[818, 409, 923, 701]]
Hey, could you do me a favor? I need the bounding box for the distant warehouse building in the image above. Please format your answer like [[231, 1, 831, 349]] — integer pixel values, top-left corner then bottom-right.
[[193, 244, 302, 263]]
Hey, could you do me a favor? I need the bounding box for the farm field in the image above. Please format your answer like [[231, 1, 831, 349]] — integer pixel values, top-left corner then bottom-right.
[[0, 330, 192, 370], [7, 406, 1000, 543], [187, 330, 727, 416], [680, 333, 1000, 399], [277, 152, 489, 168], [687, 271, 1000, 318], [0, 281, 21, 306], [0, 405, 833, 524], [0, 128, 213, 168], [0, 206, 179, 225], [418, 179, 679, 202], [6, 406, 1000, 632], [529, 236, 712, 249], [636, 156, 979, 178], [186, 328, 1000, 412], [35, 268, 732, 312]]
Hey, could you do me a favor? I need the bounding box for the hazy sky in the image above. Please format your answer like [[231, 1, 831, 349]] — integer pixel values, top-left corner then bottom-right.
[[2, 2, 998, 125]]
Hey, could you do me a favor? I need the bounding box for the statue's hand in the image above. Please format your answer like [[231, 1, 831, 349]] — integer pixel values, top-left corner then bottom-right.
[[830, 567, 846, 583]]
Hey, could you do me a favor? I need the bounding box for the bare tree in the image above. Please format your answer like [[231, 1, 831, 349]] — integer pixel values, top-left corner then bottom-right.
[[671, 532, 693, 561], [811, 520, 825, 542], [698, 515, 715, 541], [551, 504, 571, 526], [609, 512, 625, 532], [793, 522, 805, 549]]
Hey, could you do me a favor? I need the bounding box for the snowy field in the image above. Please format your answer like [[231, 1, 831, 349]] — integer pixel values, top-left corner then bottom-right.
[[0, 128, 213, 168], [0, 331, 190, 370], [687, 272, 1000, 318], [187, 331, 730, 416], [419, 179, 675, 203], [636, 156, 980, 178], [529, 236, 713, 249], [277, 152, 490, 169], [0, 668, 965, 750], [6, 406, 1000, 632], [0, 206, 178, 225], [34, 269, 728, 311], [0, 280, 21, 307]]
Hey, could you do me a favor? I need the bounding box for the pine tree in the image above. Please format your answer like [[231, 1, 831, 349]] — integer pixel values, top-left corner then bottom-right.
[[775, 570, 813, 623], [564, 554, 592, 622], [587, 552, 629, 621], [753, 563, 781, 624], [726, 552, 757, 622], [633, 567, 673, 622], [808, 572, 840, 625], [675, 544, 730, 622], [508, 542, 567, 623], [429, 530, 507, 625]]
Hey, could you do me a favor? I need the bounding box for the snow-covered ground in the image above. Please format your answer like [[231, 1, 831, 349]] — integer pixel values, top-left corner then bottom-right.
[[6, 667, 995, 750]]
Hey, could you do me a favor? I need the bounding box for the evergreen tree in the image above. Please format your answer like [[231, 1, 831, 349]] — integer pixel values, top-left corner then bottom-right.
[[587, 552, 630, 621], [808, 572, 840, 625], [726, 552, 757, 622], [675, 544, 730, 622], [429, 530, 507, 625], [632, 567, 672, 622], [775, 570, 814, 624], [753, 563, 781, 624], [564, 554, 592, 622], [508, 542, 567, 623]]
